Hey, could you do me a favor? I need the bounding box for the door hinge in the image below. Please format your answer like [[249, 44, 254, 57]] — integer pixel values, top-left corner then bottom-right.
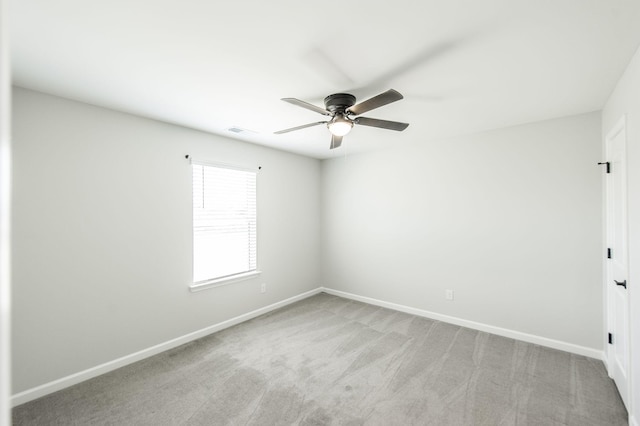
[[598, 162, 611, 173], [608, 333, 613, 344], [607, 248, 612, 259]]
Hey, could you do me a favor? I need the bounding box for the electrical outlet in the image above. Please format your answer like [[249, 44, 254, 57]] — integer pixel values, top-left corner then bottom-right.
[[261, 283, 267, 293], [445, 289, 454, 301]]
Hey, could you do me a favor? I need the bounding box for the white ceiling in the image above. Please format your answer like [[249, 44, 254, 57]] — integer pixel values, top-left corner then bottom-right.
[[10, 0, 640, 159]]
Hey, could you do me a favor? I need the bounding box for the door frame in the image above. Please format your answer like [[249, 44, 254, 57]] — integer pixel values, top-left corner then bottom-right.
[[0, 0, 11, 423], [604, 115, 631, 408]]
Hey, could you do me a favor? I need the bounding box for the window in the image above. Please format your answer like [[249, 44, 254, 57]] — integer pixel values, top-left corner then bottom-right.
[[191, 161, 258, 290]]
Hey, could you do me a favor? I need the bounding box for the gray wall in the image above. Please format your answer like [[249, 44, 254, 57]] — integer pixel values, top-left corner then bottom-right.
[[603, 44, 640, 424], [11, 87, 607, 398], [321, 112, 603, 349], [11, 88, 321, 393]]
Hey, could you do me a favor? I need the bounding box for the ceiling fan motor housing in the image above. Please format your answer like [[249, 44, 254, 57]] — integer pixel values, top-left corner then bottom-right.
[[324, 93, 356, 114]]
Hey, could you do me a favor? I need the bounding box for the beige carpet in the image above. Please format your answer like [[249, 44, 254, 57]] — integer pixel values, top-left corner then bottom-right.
[[13, 293, 627, 425]]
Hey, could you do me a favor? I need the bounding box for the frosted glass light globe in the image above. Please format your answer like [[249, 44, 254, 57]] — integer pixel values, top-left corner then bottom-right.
[[328, 117, 353, 136]]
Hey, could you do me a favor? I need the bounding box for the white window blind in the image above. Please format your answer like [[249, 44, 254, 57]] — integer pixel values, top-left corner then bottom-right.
[[192, 162, 257, 284]]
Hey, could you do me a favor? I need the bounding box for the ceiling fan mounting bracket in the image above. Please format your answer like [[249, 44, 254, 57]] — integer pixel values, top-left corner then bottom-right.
[[323, 93, 356, 114]]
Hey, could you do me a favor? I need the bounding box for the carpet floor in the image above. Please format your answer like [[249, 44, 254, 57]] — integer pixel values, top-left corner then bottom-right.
[[12, 293, 628, 425]]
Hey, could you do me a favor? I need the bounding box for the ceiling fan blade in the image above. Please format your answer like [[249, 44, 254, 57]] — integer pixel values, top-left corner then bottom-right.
[[274, 121, 327, 134], [330, 135, 343, 149], [354, 116, 409, 131], [301, 46, 355, 88], [361, 41, 458, 96], [347, 89, 404, 116], [281, 98, 330, 116]]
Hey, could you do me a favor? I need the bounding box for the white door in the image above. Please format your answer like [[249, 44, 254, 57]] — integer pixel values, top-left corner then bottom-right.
[[605, 116, 629, 409]]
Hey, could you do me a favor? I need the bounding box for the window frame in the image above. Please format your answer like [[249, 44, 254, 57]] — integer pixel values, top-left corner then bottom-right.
[[189, 159, 260, 293]]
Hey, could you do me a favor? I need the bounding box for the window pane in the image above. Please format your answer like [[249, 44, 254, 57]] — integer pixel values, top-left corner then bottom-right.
[[192, 164, 256, 282]]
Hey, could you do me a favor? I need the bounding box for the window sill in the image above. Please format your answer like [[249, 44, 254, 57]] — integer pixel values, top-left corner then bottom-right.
[[189, 270, 262, 293]]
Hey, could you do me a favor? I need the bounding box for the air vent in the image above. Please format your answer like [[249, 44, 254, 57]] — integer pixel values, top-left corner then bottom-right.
[[227, 127, 245, 133]]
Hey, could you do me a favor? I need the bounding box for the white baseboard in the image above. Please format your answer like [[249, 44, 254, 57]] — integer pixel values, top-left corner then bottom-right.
[[601, 350, 610, 373], [12, 286, 607, 407], [11, 287, 323, 407], [320, 287, 604, 360]]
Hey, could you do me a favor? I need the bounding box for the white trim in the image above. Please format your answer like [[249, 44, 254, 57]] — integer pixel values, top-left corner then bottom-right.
[[630, 415, 638, 426], [0, 0, 11, 421], [190, 270, 262, 292], [11, 287, 322, 406], [321, 287, 604, 360], [601, 352, 610, 373]]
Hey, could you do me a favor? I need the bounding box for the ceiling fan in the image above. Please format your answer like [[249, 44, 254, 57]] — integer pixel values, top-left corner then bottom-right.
[[274, 89, 409, 149]]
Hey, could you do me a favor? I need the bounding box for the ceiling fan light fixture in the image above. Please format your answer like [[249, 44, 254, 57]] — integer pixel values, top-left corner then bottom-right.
[[328, 116, 353, 136]]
